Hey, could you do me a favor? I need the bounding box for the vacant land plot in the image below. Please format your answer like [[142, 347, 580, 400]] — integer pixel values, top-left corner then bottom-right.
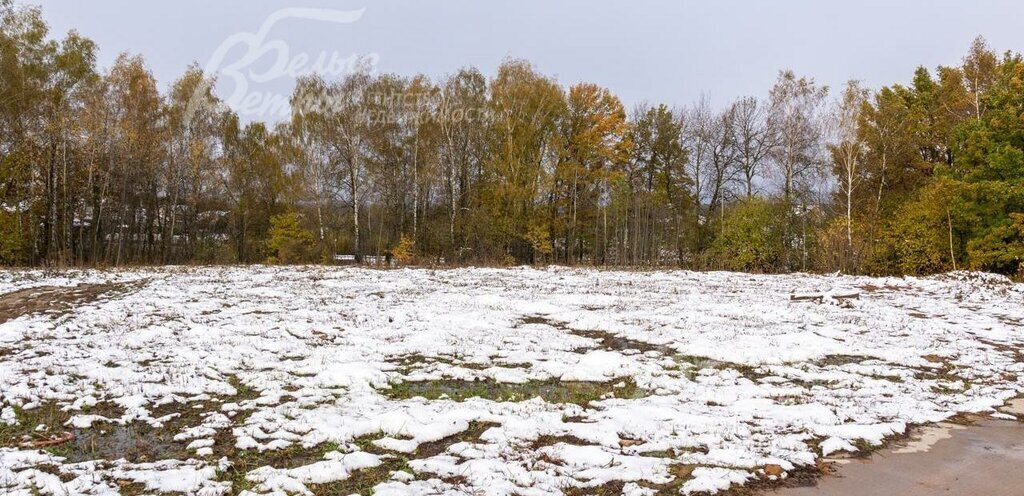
[[0, 267, 1022, 495]]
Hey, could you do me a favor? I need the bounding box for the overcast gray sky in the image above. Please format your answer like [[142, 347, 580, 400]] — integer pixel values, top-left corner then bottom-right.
[[32, 0, 1024, 121]]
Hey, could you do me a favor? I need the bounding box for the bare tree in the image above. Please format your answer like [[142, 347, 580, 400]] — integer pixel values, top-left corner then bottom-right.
[[681, 97, 737, 251], [707, 108, 739, 222], [728, 96, 776, 198], [682, 98, 712, 214]]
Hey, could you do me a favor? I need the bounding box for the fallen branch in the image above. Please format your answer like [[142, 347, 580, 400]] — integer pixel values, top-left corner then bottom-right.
[[20, 431, 74, 449]]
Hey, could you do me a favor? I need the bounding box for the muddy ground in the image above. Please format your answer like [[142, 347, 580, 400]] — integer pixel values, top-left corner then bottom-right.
[[0, 281, 142, 324]]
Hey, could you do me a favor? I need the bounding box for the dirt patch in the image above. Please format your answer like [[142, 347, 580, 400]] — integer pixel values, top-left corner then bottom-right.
[[0, 281, 146, 324], [380, 378, 647, 406], [563, 480, 628, 495], [386, 353, 527, 374], [215, 441, 353, 495], [571, 329, 674, 355], [416, 421, 499, 458], [857, 283, 911, 294], [304, 462, 409, 496], [673, 355, 768, 382], [519, 314, 673, 355], [894, 354, 969, 391], [297, 423, 500, 495], [816, 355, 870, 367], [708, 465, 823, 496], [518, 315, 570, 329], [560, 463, 704, 496], [530, 434, 592, 450]]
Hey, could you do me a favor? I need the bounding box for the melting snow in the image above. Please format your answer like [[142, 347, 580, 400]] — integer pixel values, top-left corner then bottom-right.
[[0, 266, 1022, 494]]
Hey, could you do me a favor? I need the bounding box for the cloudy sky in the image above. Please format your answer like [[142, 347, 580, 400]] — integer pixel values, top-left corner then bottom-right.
[[33, 0, 1024, 121]]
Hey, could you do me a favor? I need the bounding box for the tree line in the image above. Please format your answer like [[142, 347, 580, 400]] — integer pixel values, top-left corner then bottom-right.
[[2, 2, 1022, 276]]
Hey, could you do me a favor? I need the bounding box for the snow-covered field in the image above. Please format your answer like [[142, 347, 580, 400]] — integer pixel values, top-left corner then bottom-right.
[[1, 266, 1022, 495]]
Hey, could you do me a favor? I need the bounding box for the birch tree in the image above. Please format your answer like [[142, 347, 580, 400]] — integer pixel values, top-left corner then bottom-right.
[[437, 68, 487, 257], [828, 80, 869, 271], [768, 70, 828, 269], [292, 70, 372, 258]]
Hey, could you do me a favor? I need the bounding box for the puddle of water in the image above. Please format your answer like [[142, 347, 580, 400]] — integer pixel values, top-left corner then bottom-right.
[[67, 423, 189, 463], [3, 386, 262, 465]]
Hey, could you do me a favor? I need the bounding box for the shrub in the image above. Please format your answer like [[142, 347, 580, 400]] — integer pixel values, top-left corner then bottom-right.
[[967, 213, 1024, 276], [392, 234, 416, 265], [706, 198, 786, 272], [525, 223, 552, 264], [265, 212, 315, 264], [0, 210, 28, 265]]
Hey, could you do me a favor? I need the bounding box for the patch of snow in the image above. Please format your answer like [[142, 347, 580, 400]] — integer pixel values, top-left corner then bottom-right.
[[1, 266, 1022, 494]]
